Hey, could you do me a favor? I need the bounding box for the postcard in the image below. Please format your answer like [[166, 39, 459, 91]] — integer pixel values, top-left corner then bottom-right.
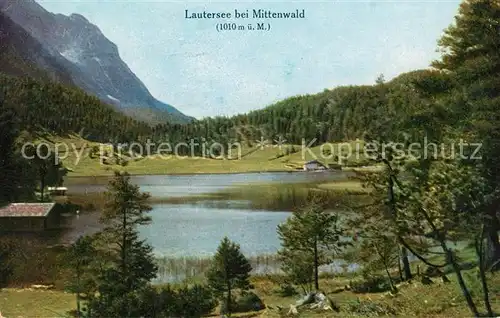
[[0, 0, 498, 316]]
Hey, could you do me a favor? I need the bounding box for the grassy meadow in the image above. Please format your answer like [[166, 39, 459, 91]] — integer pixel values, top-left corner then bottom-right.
[[0, 288, 76, 317], [30, 134, 375, 177]]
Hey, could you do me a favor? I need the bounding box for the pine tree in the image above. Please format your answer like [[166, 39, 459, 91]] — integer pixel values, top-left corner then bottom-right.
[[206, 237, 252, 316], [346, 178, 402, 292], [0, 90, 19, 204], [277, 193, 348, 291], [88, 171, 157, 317], [63, 236, 97, 318], [433, 0, 500, 270], [22, 144, 65, 202]]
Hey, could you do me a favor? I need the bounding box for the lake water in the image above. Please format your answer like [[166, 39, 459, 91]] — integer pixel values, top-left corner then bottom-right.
[[65, 171, 349, 257], [142, 204, 291, 257]]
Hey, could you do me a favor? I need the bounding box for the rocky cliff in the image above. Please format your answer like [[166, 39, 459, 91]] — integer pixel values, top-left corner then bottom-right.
[[0, 0, 191, 124]]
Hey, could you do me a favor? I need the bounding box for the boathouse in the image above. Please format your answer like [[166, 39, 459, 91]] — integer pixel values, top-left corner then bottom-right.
[[0, 203, 60, 231], [47, 187, 68, 196]]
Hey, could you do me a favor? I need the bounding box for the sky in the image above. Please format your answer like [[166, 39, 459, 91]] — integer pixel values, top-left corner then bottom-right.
[[37, 0, 461, 119]]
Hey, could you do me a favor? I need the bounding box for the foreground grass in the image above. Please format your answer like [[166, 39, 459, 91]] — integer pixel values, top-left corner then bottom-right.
[[2, 269, 498, 317], [256, 272, 500, 317], [0, 288, 75, 317]]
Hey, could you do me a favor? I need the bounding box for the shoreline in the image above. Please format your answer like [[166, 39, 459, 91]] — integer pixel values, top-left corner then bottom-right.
[[65, 168, 320, 179], [65, 167, 375, 180]]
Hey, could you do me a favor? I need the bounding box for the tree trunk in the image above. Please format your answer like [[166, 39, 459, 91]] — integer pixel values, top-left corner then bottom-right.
[[76, 264, 81, 318], [476, 228, 493, 317], [226, 282, 232, 316], [442, 240, 479, 317], [313, 236, 319, 291], [39, 174, 45, 202], [387, 170, 412, 281], [417, 202, 479, 316], [374, 243, 397, 293], [122, 211, 127, 289], [384, 264, 397, 293], [400, 246, 412, 281], [485, 224, 500, 271], [397, 248, 404, 282]]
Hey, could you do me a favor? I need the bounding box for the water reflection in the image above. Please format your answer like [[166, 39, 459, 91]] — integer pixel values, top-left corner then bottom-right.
[[62, 171, 349, 256]]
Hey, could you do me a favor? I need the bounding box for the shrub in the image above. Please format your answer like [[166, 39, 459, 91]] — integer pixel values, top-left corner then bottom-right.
[[176, 284, 217, 317], [150, 284, 217, 317], [347, 299, 396, 316], [58, 201, 80, 214], [0, 236, 64, 287], [328, 163, 342, 170], [424, 266, 443, 277], [351, 276, 392, 293], [343, 160, 371, 167], [234, 291, 265, 312], [273, 283, 298, 297]]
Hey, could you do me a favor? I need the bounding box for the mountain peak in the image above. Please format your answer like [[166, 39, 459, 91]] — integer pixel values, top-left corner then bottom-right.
[[0, 0, 192, 124], [69, 13, 88, 22]]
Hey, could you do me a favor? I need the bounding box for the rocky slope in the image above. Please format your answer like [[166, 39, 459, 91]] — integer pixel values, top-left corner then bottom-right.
[[0, 11, 74, 84], [0, 0, 191, 124]]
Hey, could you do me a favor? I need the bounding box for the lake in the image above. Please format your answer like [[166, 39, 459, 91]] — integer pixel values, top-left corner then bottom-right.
[[142, 204, 291, 257], [64, 171, 349, 257]]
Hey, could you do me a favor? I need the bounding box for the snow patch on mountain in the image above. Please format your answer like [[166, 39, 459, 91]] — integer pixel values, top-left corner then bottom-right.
[[60, 47, 82, 65], [107, 95, 120, 102]]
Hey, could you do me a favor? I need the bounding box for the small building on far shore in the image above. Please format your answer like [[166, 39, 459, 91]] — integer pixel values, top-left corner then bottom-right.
[[47, 187, 68, 196], [303, 160, 328, 171], [0, 203, 61, 231]]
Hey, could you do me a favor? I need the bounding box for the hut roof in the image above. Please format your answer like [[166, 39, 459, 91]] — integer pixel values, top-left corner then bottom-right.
[[0, 203, 56, 217], [305, 160, 322, 164]]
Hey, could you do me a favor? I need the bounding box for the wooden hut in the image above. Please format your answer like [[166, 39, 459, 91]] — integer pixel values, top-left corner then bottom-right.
[[303, 160, 327, 171], [0, 203, 60, 231]]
